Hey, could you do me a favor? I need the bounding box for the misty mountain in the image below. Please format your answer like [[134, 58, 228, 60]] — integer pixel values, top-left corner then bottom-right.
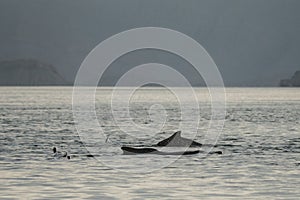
[[279, 71, 300, 87], [0, 59, 68, 86]]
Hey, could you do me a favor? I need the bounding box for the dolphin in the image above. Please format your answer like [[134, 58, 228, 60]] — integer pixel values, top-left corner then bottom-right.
[[121, 146, 222, 155], [119, 131, 223, 155], [121, 146, 200, 155], [154, 131, 202, 147]]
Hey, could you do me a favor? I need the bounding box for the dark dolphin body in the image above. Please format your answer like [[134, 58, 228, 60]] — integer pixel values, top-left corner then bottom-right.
[[120, 131, 222, 155], [121, 146, 200, 155], [120, 131, 206, 155], [154, 131, 202, 147]]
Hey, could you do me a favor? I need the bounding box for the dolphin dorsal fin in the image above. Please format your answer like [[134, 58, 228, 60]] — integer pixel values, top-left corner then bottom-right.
[[172, 131, 181, 138], [156, 131, 181, 146], [156, 130, 202, 147], [168, 131, 181, 140]]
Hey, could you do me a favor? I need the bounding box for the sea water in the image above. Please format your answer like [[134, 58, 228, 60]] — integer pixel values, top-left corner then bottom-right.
[[0, 87, 299, 199]]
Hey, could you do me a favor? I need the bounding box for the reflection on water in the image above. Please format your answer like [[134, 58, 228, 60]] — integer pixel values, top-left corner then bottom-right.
[[0, 87, 299, 199]]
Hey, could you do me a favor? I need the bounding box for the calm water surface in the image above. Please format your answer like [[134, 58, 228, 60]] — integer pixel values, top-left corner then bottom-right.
[[0, 87, 299, 199]]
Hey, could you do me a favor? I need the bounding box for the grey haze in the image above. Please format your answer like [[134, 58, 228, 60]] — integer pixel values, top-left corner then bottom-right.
[[0, 0, 300, 86]]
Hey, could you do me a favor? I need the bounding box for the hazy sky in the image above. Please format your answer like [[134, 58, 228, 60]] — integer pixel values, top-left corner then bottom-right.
[[0, 0, 300, 86]]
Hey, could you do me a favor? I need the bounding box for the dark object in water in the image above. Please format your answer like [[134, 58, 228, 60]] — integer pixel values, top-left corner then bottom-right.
[[121, 131, 207, 155], [52, 147, 70, 159], [211, 150, 222, 154], [154, 131, 202, 147], [121, 146, 200, 155]]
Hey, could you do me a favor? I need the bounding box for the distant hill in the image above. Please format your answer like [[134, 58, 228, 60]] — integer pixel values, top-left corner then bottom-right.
[[0, 59, 68, 86], [279, 71, 300, 87]]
